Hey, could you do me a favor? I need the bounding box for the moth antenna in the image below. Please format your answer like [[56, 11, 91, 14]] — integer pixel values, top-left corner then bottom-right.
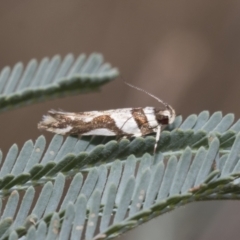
[[123, 80, 169, 107]]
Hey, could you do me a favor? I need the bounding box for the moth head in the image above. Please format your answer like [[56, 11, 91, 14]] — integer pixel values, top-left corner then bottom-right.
[[122, 80, 176, 125], [155, 105, 176, 125]]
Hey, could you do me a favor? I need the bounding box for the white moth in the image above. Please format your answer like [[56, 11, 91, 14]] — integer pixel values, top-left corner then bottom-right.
[[38, 82, 176, 154]]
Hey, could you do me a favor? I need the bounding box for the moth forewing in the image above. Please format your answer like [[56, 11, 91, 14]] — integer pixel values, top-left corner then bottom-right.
[[38, 82, 176, 155]]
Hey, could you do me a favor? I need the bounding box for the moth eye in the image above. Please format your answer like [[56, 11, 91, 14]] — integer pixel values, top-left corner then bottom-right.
[[156, 113, 169, 125]]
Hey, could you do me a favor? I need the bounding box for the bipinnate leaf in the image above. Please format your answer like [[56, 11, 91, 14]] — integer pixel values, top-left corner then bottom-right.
[[0, 53, 118, 112], [1, 56, 240, 239], [1, 131, 240, 239]]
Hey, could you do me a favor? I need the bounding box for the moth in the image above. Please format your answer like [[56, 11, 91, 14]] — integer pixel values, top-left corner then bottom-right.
[[38, 82, 176, 154]]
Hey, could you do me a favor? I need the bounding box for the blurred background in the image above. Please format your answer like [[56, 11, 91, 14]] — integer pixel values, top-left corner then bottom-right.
[[1, 0, 240, 239]]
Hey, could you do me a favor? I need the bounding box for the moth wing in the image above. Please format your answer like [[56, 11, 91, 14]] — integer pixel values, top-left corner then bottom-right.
[[68, 108, 139, 136], [74, 108, 142, 136], [39, 108, 143, 137], [103, 108, 143, 136], [47, 110, 103, 122]]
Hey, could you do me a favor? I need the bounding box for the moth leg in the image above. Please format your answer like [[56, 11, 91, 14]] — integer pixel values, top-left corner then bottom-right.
[[154, 125, 161, 155]]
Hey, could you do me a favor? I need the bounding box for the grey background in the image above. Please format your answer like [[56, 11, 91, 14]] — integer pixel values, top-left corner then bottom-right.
[[1, 1, 240, 239]]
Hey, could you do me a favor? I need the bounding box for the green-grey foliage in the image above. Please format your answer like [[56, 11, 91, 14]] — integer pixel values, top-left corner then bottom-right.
[[0, 53, 118, 112], [0, 54, 240, 239]]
